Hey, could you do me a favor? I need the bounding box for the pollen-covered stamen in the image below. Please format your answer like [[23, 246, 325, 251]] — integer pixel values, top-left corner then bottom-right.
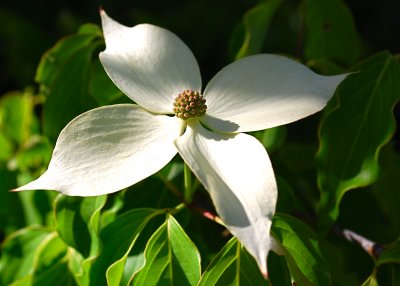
[[173, 89, 207, 119]]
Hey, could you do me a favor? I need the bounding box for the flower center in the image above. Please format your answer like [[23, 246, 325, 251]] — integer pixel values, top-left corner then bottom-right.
[[173, 89, 207, 119]]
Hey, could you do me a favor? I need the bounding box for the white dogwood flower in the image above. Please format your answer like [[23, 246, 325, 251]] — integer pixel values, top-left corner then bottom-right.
[[15, 10, 347, 275]]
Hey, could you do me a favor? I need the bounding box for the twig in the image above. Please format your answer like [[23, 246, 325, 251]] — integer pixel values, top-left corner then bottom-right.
[[334, 226, 385, 259]]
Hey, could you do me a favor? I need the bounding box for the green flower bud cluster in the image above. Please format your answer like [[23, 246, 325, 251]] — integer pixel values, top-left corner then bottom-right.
[[173, 90, 207, 119]]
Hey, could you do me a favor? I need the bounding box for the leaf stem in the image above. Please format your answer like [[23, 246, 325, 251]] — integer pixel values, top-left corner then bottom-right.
[[183, 163, 193, 204]]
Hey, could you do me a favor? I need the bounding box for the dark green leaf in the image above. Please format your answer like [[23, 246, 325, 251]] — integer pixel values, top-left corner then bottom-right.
[[271, 213, 330, 286], [251, 126, 286, 152], [307, 58, 347, 75], [90, 208, 164, 286], [234, 0, 283, 59], [132, 215, 201, 286], [371, 145, 400, 238], [302, 0, 362, 66], [0, 168, 24, 234], [17, 190, 54, 226], [198, 237, 267, 286], [42, 42, 99, 141], [377, 239, 400, 266], [89, 58, 125, 105], [317, 51, 400, 231], [36, 27, 100, 89], [54, 194, 107, 257], [267, 251, 292, 286]]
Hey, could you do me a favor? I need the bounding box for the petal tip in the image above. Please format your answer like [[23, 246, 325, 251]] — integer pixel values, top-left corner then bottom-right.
[[261, 270, 269, 280]]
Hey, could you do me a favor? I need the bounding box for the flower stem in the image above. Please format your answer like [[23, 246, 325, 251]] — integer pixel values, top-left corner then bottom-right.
[[183, 163, 193, 204]]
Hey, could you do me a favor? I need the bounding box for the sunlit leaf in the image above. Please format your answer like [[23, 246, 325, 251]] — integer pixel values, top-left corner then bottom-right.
[[317, 51, 400, 231], [35, 25, 100, 89], [42, 42, 99, 141], [302, 0, 362, 66], [0, 132, 13, 161], [35, 24, 103, 141], [89, 208, 164, 286], [30, 232, 74, 286], [361, 274, 378, 286], [0, 226, 49, 285], [132, 215, 201, 286], [12, 136, 52, 172], [271, 213, 330, 286], [251, 125, 286, 152], [0, 90, 34, 144], [198, 237, 267, 286]]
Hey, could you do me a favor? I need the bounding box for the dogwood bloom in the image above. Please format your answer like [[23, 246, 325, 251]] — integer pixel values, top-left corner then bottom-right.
[[15, 10, 347, 275]]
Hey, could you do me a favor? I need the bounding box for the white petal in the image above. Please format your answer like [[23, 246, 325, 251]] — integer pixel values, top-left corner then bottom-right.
[[202, 54, 347, 132], [16, 105, 183, 196], [175, 121, 277, 275], [99, 10, 201, 114]]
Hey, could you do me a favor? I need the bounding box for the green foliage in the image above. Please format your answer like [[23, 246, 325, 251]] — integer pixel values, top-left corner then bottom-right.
[[302, 0, 362, 66], [132, 215, 201, 286], [232, 0, 283, 60], [272, 214, 330, 286], [317, 51, 400, 231], [1, 1, 399, 285], [198, 237, 267, 286]]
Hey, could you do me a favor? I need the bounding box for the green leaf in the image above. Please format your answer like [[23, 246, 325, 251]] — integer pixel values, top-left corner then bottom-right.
[[54, 194, 107, 257], [3, 231, 73, 286], [234, 0, 283, 59], [302, 0, 362, 66], [13, 136, 52, 172], [317, 51, 400, 231], [89, 58, 125, 105], [0, 131, 13, 161], [0, 168, 24, 234], [132, 215, 201, 286], [251, 126, 286, 152], [36, 27, 99, 89], [0, 226, 49, 285], [42, 42, 99, 141], [198, 237, 267, 286], [371, 146, 400, 238], [307, 58, 347, 75], [54, 194, 106, 286], [17, 190, 54, 226], [361, 273, 379, 286], [0, 90, 34, 144], [35, 24, 102, 141], [30, 232, 74, 286], [377, 238, 400, 266], [271, 213, 330, 286], [267, 251, 292, 286], [90, 208, 164, 286]]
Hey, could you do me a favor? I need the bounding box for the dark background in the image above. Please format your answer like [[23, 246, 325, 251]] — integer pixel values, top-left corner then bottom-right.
[[1, 0, 399, 95]]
